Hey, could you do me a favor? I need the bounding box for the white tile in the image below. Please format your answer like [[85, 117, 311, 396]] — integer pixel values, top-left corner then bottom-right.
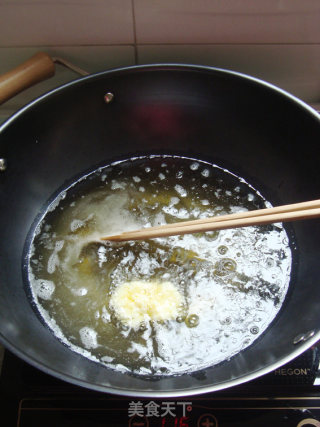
[[134, 0, 320, 44], [137, 44, 320, 103], [0, 0, 134, 46], [0, 46, 135, 123]]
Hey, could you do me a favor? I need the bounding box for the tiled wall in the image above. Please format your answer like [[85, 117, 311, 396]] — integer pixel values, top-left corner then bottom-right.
[[0, 0, 320, 122]]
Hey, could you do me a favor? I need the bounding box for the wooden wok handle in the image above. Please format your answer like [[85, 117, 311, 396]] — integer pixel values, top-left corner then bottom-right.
[[0, 52, 55, 105]]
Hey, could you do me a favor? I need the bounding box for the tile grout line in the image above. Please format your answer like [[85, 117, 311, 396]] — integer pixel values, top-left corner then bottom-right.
[[1, 42, 320, 49]]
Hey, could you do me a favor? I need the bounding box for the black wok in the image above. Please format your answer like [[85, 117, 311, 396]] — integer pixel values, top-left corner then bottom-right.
[[0, 64, 320, 397]]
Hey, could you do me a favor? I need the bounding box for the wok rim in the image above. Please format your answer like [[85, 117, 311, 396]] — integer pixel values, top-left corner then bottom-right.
[[1, 330, 320, 397], [0, 62, 320, 397], [1, 62, 319, 134]]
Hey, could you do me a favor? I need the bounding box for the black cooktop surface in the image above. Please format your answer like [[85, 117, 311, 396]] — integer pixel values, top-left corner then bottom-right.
[[1, 344, 320, 427]]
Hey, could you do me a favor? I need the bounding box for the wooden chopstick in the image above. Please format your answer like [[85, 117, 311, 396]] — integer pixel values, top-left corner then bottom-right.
[[101, 199, 320, 242], [127, 199, 320, 232]]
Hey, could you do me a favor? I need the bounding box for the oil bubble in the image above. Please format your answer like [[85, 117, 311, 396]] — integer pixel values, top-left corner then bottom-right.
[[214, 258, 237, 276], [177, 303, 188, 317], [218, 245, 228, 255], [190, 162, 199, 170], [220, 317, 232, 325], [250, 326, 259, 335], [201, 169, 210, 177], [205, 230, 219, 240], [185, 314, 199, 328], [139, 322, 148, 332]]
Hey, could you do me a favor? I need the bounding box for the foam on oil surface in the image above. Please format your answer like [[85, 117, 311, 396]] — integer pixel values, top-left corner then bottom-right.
[[27, 155, 292, 375]]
